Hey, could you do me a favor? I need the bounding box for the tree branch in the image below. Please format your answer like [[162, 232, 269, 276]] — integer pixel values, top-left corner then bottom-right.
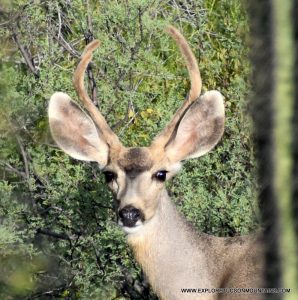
[[86, 64, 98, 105], [53, 34, 80, 58], [0, 161, 27, 179], [12, 30, 39, 77], [86, 0, 93, 33], [36, 228, 71, 241], [15, 134, 30, 180]]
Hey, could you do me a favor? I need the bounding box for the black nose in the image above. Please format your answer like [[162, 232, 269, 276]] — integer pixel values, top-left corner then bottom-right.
[[119, 205, 143, 227]]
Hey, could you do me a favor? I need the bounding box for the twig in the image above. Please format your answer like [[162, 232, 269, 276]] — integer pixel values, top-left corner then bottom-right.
[[36, 228, 71, 241], [119, 111, 140, 137], [56, 2, 62, 40], [86, 64, 98, 105], [54, 34, 80, 58], [0, 10, 22, 27], [12, 30, 39, 77], [15, 134, 30, 180], [30, 284, 70, 299], [112, 77, 143, 132], [86, 0, 93, 33], [138, 7, 144, 41], [82, 3, 97, 105], [0, 161, 27, 178]]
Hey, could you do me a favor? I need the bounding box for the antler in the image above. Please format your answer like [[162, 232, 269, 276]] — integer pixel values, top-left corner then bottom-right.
[[73, 27, 201, 150], [73, 40, 121, 147], [151, 26, 202, 148]]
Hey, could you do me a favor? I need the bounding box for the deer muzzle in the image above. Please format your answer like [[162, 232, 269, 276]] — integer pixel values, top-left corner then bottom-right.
[[118, 205, 145, 228]]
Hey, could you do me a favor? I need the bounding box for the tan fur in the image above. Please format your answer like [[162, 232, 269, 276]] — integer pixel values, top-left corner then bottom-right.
[[127, 193, 264, 300], [48, 26, 264, 300]]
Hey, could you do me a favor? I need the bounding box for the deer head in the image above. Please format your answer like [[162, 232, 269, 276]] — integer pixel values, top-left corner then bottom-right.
[[48, 26, 225, 234]]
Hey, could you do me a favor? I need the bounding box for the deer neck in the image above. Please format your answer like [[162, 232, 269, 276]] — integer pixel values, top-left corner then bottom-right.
[[126, 189, 216, 299]]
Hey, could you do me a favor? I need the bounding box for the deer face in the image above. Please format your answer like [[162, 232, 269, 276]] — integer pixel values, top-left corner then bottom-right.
[[48, 27, 225, 235], [101, 146, 181, 233]]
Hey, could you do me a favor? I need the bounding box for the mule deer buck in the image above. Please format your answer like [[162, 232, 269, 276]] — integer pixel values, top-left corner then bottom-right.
[[48, 26, 264, 299]]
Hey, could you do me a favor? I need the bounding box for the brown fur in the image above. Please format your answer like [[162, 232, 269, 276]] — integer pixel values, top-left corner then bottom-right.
[[118, 148, 153, 176]]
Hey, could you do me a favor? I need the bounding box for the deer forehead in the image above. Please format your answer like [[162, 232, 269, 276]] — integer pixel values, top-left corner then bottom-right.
[[116, 147, 154, 176]]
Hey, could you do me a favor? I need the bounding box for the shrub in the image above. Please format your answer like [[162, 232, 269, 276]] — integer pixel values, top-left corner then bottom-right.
[[0, 1, 257, 298]]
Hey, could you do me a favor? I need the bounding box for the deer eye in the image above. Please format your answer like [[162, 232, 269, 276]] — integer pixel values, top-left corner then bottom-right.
[[103, 171, 116, 183], [154, 170, 167, 182]]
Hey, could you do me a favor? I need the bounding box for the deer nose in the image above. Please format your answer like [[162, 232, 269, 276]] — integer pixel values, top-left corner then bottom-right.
[[119, 205, 143, 227]]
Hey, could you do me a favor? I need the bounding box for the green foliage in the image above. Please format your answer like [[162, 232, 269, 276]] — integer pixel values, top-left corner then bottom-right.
[[0, 0, 258, 298]]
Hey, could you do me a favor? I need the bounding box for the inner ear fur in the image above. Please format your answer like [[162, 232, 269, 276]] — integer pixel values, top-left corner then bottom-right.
[[165, 90, 225, 163], [48, 92, 109, 167]]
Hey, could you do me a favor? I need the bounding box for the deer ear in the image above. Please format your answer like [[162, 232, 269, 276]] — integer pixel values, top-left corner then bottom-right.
[[48, 92, 109, 168], [165, 90, 225, 163]]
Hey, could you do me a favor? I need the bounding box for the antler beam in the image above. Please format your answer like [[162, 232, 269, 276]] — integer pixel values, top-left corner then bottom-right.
[[151, 26, 202, 147], [73, 40, 120, 147]]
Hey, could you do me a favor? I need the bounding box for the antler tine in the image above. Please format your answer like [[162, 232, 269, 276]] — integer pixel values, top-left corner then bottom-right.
[[151, 26, 202, 147], [73, 40, 120, 146]]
